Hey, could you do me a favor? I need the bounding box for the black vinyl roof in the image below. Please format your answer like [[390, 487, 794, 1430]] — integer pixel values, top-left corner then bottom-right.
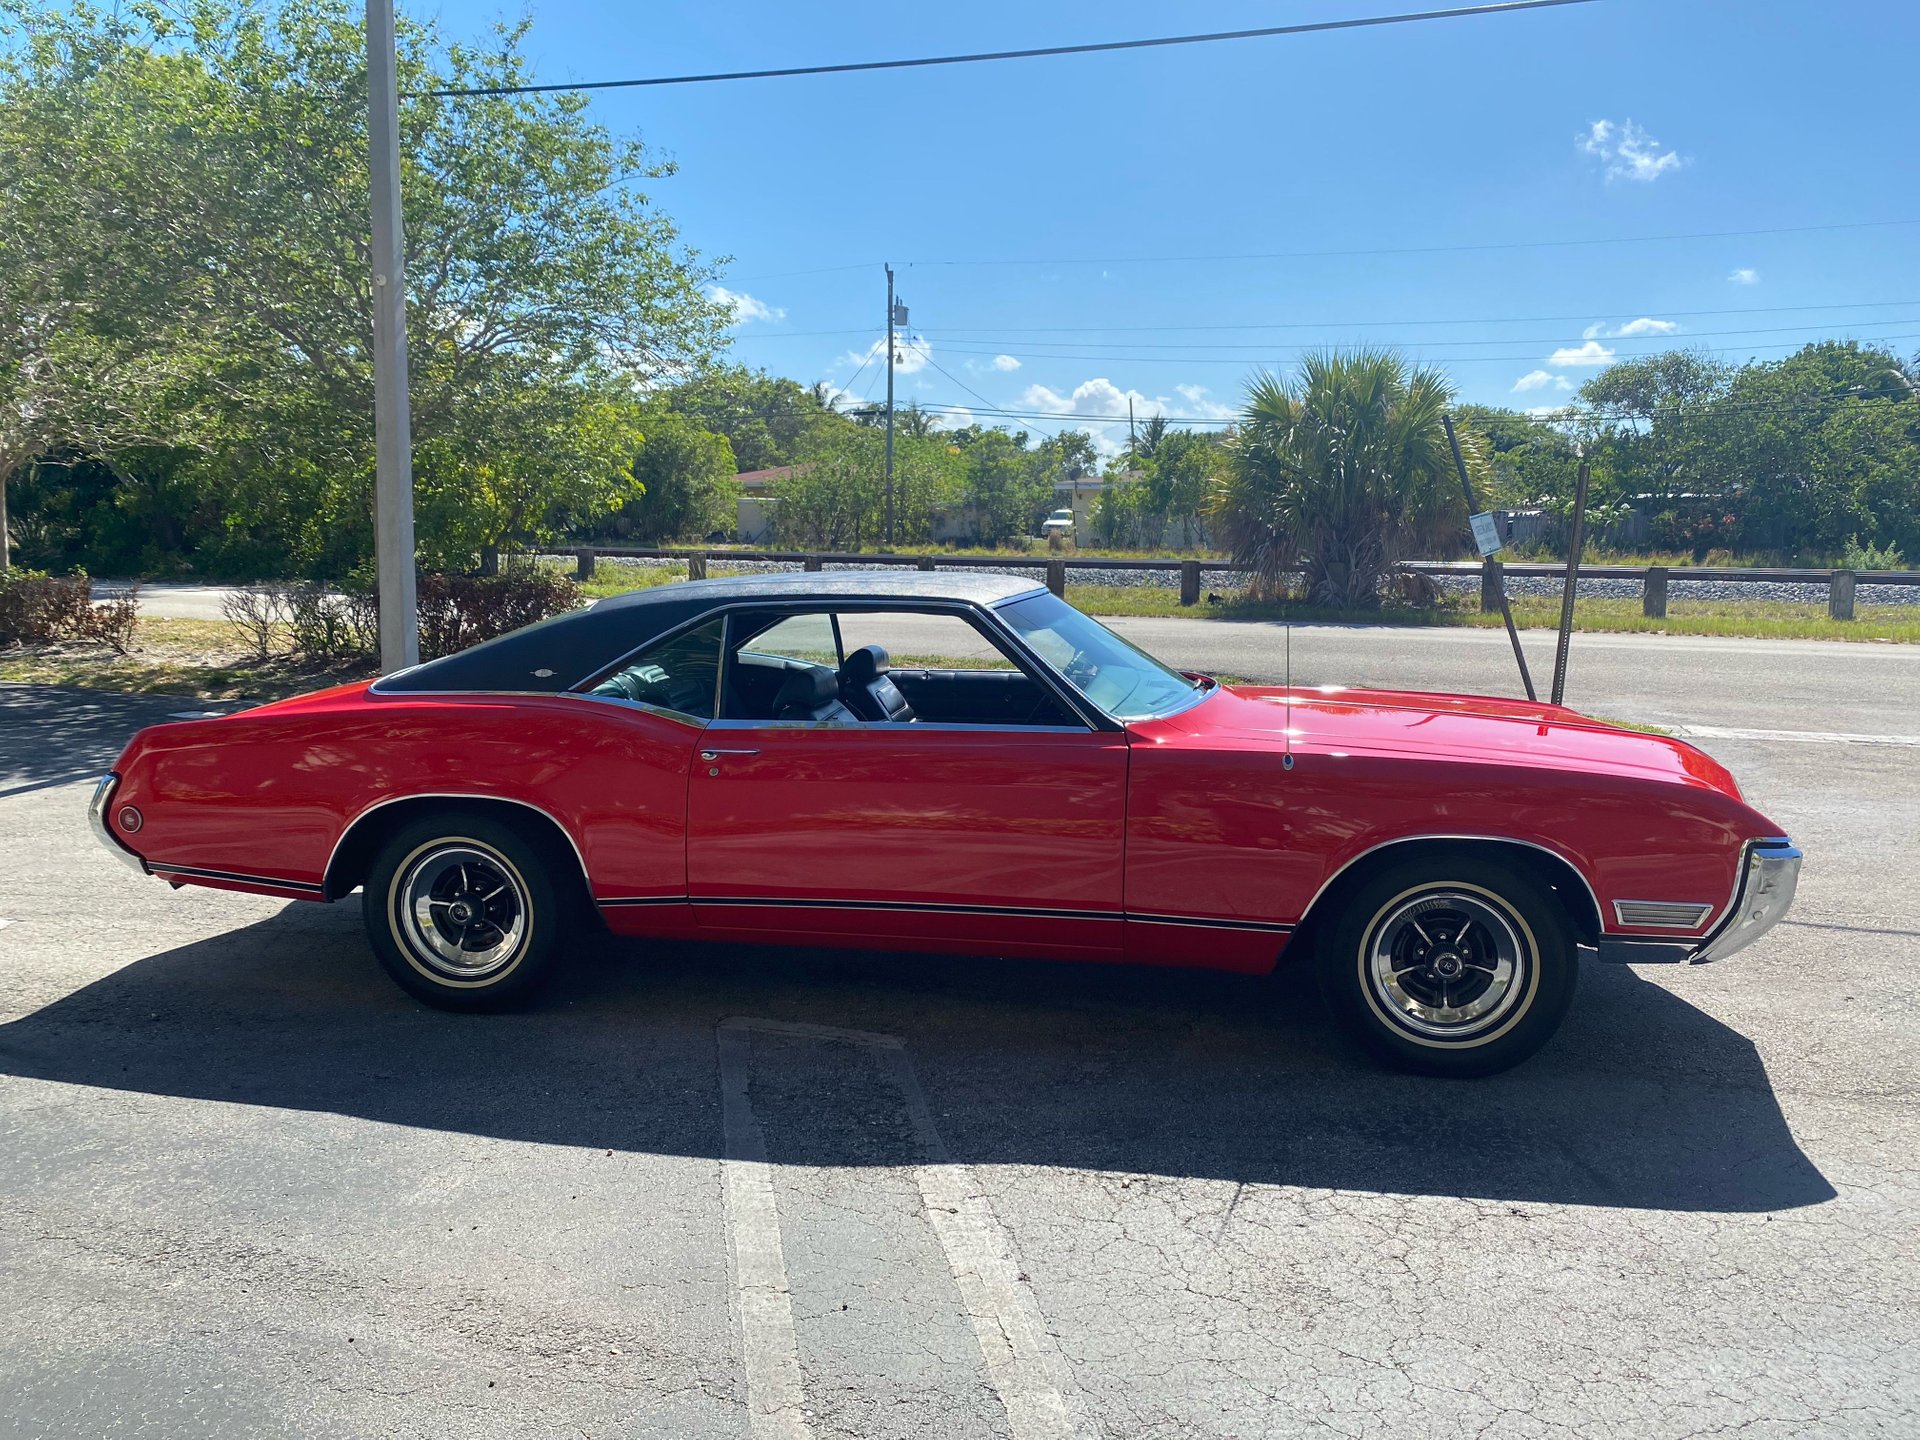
[[375, 569, 1048, 695]]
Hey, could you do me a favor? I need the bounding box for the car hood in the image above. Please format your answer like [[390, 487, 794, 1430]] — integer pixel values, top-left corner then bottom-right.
[[1164, 683, 1742, 797]]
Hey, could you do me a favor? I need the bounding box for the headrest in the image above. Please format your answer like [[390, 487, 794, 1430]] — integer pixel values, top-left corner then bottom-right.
[[773, 666, 837, 713], [842, 644, 891, 684]]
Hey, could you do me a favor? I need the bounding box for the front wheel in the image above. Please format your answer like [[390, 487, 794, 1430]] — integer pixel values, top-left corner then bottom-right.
[[362, 814, 565, 1011], [1315, 856, 1578, 1077]]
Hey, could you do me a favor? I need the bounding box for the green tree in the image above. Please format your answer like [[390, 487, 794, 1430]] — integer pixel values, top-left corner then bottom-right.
[[949, 428, 1052, 543], [771, 428, 960, 550], [1216, 351, 1469, 606], [619, 406, 738, 543], [0, 0, 726, 576], [667, 365, 842, 472]]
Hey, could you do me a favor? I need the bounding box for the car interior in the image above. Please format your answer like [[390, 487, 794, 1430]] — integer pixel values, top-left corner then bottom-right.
[[587, 607, 1084, 728]]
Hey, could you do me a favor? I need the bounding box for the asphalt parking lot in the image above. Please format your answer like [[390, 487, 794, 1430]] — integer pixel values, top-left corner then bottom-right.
[[2, 630, 1917, 1439]]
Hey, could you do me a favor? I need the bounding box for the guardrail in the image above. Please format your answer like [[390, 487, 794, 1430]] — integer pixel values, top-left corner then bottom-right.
[[539, 545, 1920, 621]]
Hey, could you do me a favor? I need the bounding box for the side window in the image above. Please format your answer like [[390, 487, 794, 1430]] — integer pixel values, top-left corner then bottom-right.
[[834, 611, 1020, 671], [584, 619, 723, 720], [738, 612, 839, 667]]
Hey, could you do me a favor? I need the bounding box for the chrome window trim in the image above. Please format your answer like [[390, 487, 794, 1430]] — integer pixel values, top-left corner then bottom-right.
[[322, 792, 593, 900], [89, 773, 146, 874], [565, 690, 708, 729], [579, 596, 1114, 733], [1298, 833, 1605, 933], [702, 717, 1103, 736]]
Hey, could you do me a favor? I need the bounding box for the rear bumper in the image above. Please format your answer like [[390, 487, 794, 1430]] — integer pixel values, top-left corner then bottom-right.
[[89, 773, 147, 874], [1688, 836, 1801, 964]]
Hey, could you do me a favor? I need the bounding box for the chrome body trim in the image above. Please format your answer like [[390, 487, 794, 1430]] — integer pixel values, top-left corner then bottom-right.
[[88, 773, 147, 874], [149, 862, 326, 895], [1689, 837, 1802, 965], [1612, 899, 1716, 929], [595, 893, 1293, 933], [322, 792, 592, 900], [1298, 834, 1605, 933]]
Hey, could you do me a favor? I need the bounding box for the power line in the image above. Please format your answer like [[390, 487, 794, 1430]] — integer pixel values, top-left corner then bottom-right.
[[923, 332, 1920, 367], [732, 315, 1920, 352], [903, 217, 1920, 271], [415, 0, 1598, 99]]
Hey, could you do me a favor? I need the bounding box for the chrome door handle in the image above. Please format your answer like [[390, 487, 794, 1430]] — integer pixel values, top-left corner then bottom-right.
[[700, 748, 760, 761]]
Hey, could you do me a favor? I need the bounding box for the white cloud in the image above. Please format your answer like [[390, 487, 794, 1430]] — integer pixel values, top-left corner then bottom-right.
[[844, 333, 932, 376], [1728, 267, 1759, 285], [1547, 340, 1617, 368], [1582, 316, 1681, 340], [990, 354, 1022, 372], [1173, 383, 1236, 420], [1512, 369, 1572, 393], [708, 285, 786, 325], [1017, 377, 1174, 457], [1577, 118, 1682, 183], [939, 405, 975, 429]]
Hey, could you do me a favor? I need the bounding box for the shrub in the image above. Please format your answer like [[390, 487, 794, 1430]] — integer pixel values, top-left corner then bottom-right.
[[1840, 535, 1906, 572], [0, 569, 140, 651], [220, 584, 289, 661], [416, 570, 581, 660]]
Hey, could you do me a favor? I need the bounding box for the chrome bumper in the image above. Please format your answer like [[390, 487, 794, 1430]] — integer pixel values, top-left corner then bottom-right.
[[1690, 836, 1801, 964], [89, 773, 147, 874]]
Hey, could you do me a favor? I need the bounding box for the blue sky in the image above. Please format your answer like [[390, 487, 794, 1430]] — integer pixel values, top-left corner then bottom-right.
[[430, 0, 1920, 454]]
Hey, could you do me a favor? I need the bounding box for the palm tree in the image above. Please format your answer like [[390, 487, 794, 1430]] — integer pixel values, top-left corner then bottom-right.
[[1215, 350, 1468, 608]]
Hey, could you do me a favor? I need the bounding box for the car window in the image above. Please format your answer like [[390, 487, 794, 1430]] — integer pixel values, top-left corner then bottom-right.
[[583, 618, 723, 719], [740, 611, 840, 667], [996, 592, 1202, 723], [834, 610, 1019, 671]]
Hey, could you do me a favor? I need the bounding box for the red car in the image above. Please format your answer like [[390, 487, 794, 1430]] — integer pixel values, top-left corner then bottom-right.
[[89, 571, 1801, 1075]]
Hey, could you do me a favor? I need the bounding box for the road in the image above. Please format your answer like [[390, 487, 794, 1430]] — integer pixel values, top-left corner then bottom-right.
[[123, 578, 1920, 734], [2, 628, 1917, 1436]]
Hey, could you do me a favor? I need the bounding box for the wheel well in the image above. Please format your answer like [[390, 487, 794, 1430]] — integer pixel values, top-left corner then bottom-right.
[[1290, 838, 1602, 958], [324, 796, 593, 907]]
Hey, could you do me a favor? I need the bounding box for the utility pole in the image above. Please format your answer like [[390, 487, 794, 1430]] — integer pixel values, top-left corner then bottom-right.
[[1128, 397, 1136, 461], [884, 263, 896, 547], [367, 0, 418, 672]]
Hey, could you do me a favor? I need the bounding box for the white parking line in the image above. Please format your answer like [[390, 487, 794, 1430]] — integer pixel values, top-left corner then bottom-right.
[[717, 1016, 1098, 1440], [716, 1022, 810, 1440], [1681, 724, 1920, 747]]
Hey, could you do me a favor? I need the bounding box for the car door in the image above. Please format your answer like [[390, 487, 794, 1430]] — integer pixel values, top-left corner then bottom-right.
[[684, 604, 1130, 959]]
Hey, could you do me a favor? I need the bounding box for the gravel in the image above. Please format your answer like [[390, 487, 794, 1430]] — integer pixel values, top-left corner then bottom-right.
[[599, 556, 1920, 607]]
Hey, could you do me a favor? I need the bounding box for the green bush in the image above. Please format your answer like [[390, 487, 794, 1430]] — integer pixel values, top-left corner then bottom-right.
[[1840, 536, 1906, 572]]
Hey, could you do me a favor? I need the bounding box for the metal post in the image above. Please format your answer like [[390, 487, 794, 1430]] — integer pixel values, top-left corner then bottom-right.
[[367, 0, 418, 672], [1550, 459, 1592, 706], [1442, 414, 1534, 702], [884, 263, 896, 547]]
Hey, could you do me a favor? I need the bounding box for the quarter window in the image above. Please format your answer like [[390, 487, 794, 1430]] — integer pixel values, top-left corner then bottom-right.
[[584, 619, 723, 719]]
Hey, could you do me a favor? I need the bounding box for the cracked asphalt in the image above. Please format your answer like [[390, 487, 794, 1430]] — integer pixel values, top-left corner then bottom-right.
[[2, 627, 1917, 1438]]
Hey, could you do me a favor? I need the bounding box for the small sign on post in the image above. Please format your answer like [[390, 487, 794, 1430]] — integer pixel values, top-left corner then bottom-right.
[[1469, 512, 1503, 557]]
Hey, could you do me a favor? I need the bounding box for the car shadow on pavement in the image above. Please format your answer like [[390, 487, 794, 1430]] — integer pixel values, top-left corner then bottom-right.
[[0, 900, 1834, 1214], [0, 685, 219, 799]]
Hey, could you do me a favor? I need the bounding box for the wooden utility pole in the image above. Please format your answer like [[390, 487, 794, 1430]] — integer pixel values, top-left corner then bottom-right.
[[367, 0, 418, 671]]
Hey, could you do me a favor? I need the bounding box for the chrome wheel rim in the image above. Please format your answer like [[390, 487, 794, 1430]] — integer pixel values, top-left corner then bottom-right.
[[396, 844, 528, 981], [1365, 888, 1528, 1041]]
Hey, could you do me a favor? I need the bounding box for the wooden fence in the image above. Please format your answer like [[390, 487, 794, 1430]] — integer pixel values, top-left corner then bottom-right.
[[539, 546, 1920, 621]]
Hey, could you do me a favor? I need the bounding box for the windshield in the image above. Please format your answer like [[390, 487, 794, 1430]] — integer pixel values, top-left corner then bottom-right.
[[996, 592, 1204, 723]]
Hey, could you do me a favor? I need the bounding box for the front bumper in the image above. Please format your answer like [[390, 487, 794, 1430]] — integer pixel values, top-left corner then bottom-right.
[[1690, 836, 1801, 964], [89, 773, 147, 874]]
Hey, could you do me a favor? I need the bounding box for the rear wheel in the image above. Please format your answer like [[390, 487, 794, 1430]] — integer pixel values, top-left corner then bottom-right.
[[1315, 855, 1578, 1077], [362, 814, 565, 1010]]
